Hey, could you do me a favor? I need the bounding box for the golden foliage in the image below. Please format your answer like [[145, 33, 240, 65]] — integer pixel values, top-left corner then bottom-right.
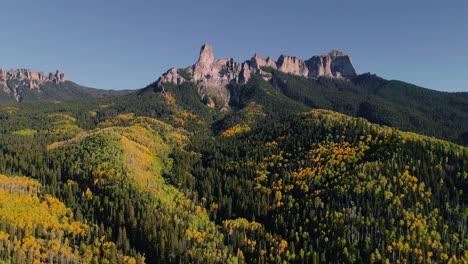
[[2, 106, 19, 114], [222, 124, 251, 137], [0, 175, 136, 263], [164, 91, 176, 104], [47, 113, 83, 137], [11, 129, 37, 136], [98, 104, 111, 109], [98, 113, 135, 127], [171, 110, 203, 127], [0, 175, 85, 262], [223, 218, 262, 235]]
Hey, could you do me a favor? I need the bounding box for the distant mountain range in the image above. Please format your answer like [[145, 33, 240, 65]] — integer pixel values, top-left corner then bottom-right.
[[0, 68, 131, 103]]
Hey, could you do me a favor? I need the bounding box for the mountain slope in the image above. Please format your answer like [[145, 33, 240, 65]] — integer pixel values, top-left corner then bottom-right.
[[176, 109, 468, 263], [0, 68, 132, 103], [0, 94, 466, 263], [151, 44, 468, 146], [0, 174, 138, 263], [266, 70, 468, 144], [0, 80, 132, 103], [0, 109, 240, 263], [153, 70, 468, 145]]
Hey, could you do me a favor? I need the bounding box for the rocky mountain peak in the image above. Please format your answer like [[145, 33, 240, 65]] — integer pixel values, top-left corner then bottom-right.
[[277, 55, 309, 77], [265, 56, 277, 69], [158, 44, 358, 109], [0, 68, 66, 84], [49, 70, 67, 84], [0, 68, 67, 101], [306, 50, 356, 78], [250, 54, 267, 69]]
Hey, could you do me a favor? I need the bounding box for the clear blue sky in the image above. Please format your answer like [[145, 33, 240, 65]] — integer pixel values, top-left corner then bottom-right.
[[1, 0, 467, 91]]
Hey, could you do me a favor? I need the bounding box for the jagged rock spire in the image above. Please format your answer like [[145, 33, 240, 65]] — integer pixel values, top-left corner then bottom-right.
[[197, 44, 215, 64]]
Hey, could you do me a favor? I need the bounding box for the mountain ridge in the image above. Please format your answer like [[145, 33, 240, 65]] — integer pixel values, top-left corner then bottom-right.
[[157, 44, 357, 109], [1, 68, 67, 100], [144, 59, 468, 145], [0, 68, 133, 103]]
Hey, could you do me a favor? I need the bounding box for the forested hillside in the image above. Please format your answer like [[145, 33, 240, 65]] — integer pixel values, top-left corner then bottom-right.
[[0, 89, 466, 263], [0, 80, 132, 104], [2, 0, 467, 263], [206, 71, 468, 146], [179, 110, 467, 263], [0, 175, 137, 263]]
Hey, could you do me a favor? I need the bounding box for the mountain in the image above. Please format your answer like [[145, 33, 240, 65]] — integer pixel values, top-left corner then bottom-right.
[[0, 45, 466, 263], [0, 68, 132, 103], [149, 44, 468, 146], [156, 44, 356, 110]]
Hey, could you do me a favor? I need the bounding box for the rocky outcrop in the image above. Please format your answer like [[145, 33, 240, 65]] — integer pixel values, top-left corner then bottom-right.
[[159, 44, 243, 109], [306, 50, 356, 78], [186, 44, 244, 108], [157, 44, 357, 109], [249, 54, 277, 70], [49, 70, 67, 84], [187, 44, 241, 88], [159, 68, 185, 85], [277, 55, 309, 77], [239, 62, 252, 83], [0, 68, 67, 101], [0, 68, 66, 87], [265, 56, 278, 69]]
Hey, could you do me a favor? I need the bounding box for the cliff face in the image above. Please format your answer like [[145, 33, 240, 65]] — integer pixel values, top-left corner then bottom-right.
[[306, 50, 357, 78], [158, 44, 357, 109], [277, 55, 309, 77], [159, 68, 185, 85], [0, 69, 66, 101], [249, 54, 277, 70]]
